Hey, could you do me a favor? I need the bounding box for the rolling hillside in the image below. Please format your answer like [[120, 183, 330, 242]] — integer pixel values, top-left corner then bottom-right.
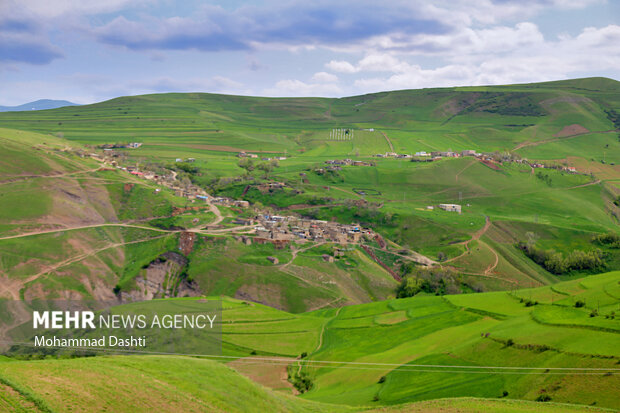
[[0, 78, 619, 307], [1, 271, 619, 411], [0, 128, 398, 312], [0, 356, 615, 412], [0, 77, 618, 162]]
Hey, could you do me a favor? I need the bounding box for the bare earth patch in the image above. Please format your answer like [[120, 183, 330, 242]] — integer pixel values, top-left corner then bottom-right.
[[553, 124, 589, 138], [228, 356, 299, 395], [234, 283, 285, 310]]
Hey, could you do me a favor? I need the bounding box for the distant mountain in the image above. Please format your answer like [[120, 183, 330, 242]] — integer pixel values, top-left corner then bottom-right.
[[0, 99, 80, 112]]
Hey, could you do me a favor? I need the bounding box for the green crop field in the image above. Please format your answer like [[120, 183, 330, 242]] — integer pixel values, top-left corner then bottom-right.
[[1, 272, 618, 411]]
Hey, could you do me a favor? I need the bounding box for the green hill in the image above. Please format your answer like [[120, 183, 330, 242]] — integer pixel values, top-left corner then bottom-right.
[[0, 78, 619, 308], [0, 77, 618, 161], [1, 271, 619, 411], [0, 357, 615, 413]]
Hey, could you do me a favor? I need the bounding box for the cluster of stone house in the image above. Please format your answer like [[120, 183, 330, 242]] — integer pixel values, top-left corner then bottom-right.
[[374, 152, 411, 158], [261, 156, 287, 161], [256, 182, 286, 191], [237, 151, 259, 158], [325, 159, 373, 166], [531, 163, 577, 173], [254, 215, 370, 244], [98, 142, 142, 150]]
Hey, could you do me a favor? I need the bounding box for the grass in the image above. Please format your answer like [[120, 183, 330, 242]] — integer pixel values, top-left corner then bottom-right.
[[0, 356, 613, 412], [1, 272, 619, 410]]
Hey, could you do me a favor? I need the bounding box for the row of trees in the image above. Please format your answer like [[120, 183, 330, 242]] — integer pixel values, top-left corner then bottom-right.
[[238, 158, 279, 175]]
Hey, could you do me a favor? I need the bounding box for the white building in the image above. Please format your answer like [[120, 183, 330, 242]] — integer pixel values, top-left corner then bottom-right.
[[439, 204, 462, 213]]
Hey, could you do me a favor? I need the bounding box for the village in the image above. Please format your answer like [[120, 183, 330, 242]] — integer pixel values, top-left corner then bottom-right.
[[88, 140, 583, 251], [375, 149, 580, 173], [253, 214, 370, 245]]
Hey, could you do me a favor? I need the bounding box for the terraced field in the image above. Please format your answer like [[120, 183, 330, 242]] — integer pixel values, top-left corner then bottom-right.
[[1, 271, 618, 411]]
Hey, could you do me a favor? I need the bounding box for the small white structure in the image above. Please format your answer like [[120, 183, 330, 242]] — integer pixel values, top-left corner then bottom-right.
[[439, 204, 462, 213]]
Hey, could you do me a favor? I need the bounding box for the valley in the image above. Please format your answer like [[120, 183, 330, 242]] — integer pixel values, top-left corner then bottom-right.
[[0, 77, 619, 412]]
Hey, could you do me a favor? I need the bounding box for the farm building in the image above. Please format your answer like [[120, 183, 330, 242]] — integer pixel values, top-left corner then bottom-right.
[[461, 150, 476, 156], [439, 204, 462, 213]]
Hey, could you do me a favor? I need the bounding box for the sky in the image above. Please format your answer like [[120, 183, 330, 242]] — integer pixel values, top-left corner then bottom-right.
[[1, 0, 619, 105]]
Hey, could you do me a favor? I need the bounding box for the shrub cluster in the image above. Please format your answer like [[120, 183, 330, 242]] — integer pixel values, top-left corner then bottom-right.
[[592, 232, 620, 248], [518, 243, 605, 275], [396, 267, 461, 297]]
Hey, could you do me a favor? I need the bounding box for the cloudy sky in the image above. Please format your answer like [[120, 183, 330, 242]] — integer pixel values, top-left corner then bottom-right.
[[1, 0, 619, 105]]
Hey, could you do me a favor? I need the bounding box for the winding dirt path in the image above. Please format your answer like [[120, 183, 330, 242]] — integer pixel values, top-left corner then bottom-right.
[[296, 306, 343, 376], [279, 242, 324, 270], [483, 243, 499, 275], [455, 159, 476, 182], [0, 167, 102, 185], [380, 131, 395, 152], [568, 179, 601, 189], [445, 216, 491, 264], [0, 234, 171, 301], [512, 129, 617, 151], [0, 223, 179, 241], [363, 244, 436, 266]]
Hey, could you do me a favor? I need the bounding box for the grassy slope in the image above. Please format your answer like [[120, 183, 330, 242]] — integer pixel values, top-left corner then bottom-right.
[[1, 272, 619, 411], [0, 358, 613, 413], [213, 272, 620, 409], [0, 128, 398, 311], [2, 78, 617, 289], [0, 77, 617, 161]]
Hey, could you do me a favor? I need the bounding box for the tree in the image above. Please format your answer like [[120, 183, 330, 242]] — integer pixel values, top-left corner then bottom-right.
[[180, 176, 192, 189], [525, 232, 539, 249], [238, 158, 254, 172]]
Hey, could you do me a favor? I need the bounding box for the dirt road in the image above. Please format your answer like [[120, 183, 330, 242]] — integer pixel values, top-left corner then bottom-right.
[[445, 216, 492, 264], [380, 131, 395, 152]]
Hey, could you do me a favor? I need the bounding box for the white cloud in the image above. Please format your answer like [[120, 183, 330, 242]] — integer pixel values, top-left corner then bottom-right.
[[265, 79, 342, 97], [311, 72, 338, 83], [325, 60, 358, 73], [3, 0, 148, 19]]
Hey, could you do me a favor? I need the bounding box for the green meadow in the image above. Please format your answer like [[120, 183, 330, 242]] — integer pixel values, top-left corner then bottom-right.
[[1, 271, 618, 411]]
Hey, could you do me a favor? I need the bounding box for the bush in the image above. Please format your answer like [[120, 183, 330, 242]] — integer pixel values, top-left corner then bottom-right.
[[519, 242, 605, 275], [574, 300, 586, 308], [396, 268, 461, 298], [536, 394, 552, 402], [590, 309, 599, 318], [291, 372, 313, 393], [378, 376, 386, 384], [505, 339, 515, 347], [592, 232, 620, 248]]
